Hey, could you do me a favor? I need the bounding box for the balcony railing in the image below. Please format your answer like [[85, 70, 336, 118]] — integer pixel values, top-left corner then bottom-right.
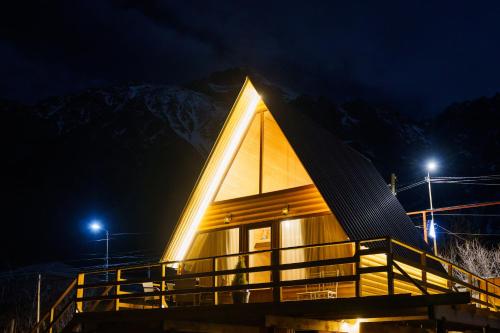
[[31, 237, 500, 333]]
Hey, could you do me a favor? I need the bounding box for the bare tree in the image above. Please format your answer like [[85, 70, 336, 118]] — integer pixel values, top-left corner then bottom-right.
[[441, 238, 500, 279]]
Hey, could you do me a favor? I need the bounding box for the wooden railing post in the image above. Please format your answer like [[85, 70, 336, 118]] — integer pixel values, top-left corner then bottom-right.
[[271, 249, 281, 303], [161, 264, 167, 308], [48, 307, 55, 333], [387, 238, 394, 295], [115, 269, 121, 311], [76, 273, 85, 313], [468, 273, 473, 298], [480, 280, 487, 308], [355, 241, 361, 297], [447, 264, 453, 290], [212, 258, 218, 305], [420, 253, 427, 293]]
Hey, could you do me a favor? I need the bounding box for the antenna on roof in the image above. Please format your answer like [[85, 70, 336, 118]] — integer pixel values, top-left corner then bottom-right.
[[390, 173, 397, 196]]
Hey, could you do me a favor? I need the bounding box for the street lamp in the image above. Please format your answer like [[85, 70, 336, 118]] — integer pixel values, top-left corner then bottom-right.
[[425, 160, 438, 255], [89, 220, 110, 281]]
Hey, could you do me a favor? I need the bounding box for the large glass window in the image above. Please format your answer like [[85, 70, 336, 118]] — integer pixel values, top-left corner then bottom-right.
[[184, 228, 240, 286], [214, 115, 260, 201], [214, 110, 313, 202], [262, 111, 312, 193], [186, 228, 239, 260], [280, 214, 353, 281]]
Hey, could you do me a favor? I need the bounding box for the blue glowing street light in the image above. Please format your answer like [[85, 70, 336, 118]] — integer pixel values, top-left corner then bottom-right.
[[89, 220, 102, 232], [425, 160, 438, 255], [88, 220, 110, 281]]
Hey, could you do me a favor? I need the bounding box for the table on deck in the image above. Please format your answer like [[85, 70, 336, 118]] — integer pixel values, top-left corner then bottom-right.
[[296, 289, 337, 300]]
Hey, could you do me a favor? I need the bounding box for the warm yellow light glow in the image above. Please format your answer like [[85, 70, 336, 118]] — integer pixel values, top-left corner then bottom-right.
[[162, 79, 261, 262], [340, 320, 360, 333]]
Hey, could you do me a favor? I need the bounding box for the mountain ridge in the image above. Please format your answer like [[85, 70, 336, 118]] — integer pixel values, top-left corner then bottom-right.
[[1, 69, 498, 270]]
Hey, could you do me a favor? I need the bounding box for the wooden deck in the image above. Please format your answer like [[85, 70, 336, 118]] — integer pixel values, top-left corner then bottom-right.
[[31, 237, 500, 333], [69, 293, 485, 332]]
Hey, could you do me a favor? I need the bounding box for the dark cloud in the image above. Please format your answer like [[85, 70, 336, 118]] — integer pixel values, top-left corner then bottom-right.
[[1, 0, 500, 114]]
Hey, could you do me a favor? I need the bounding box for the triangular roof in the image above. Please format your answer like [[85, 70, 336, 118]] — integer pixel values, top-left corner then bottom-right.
[[162, 77, 429, 262]]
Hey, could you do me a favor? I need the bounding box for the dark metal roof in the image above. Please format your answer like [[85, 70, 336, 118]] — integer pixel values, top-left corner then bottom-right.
[[252, 79, 431, 253]]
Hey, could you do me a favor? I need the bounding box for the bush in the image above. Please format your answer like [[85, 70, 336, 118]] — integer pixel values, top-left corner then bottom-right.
[[231, 257, 248, 286]]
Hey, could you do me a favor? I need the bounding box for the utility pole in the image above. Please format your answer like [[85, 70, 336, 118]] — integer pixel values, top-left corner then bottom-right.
[[9, 318, 15, 333], [105, 230, 109, 282], [390, 173, 397, 195], [426, 170, 438, 255], [37, 273, 41, 324], [89, 221, 110, 282]]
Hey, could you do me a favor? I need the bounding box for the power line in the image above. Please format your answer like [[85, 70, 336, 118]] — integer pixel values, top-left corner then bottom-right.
[[431, 175, 500, 179], [415, 224, 499, 238], [435, 224, 467, 241], [434, 213, 500, 217], [431, 181, 500, 186], [396, 180, 426, 193], [397, 174, 500, 193], [430, 174, 500, 186], [438, 232, 500, 236]]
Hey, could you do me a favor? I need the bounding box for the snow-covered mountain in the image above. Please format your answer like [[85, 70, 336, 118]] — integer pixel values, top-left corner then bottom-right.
[[35, 84, 226, 156]]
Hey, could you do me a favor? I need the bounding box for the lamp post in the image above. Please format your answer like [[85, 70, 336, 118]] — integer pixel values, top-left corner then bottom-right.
[[89, 220, 110, 281], [426, 161, 438, 255]]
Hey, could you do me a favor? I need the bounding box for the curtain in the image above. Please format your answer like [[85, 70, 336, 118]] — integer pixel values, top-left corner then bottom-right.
[[279, 214, 354, 280], [280, 219, 306, 280], [302, 215, 353, 277], [185, 228, 239, 286]]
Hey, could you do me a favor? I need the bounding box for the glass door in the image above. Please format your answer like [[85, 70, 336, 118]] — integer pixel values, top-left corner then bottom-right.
[[247, 225, 272, 284]]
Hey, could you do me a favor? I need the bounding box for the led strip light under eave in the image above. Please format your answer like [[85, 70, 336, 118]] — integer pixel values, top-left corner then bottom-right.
[[164, 80, 261, 262]]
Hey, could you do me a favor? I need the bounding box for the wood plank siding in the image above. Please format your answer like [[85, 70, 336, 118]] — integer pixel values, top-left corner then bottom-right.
[[199, 184, 330, 231]]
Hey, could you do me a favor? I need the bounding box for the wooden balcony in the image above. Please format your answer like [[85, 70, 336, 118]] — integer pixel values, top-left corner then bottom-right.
[[31, 237, 500, 333]]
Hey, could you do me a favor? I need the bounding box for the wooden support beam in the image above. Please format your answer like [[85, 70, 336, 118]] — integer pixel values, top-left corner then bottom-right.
[[392, 263, 429, 296], [420, 253, 427, 293], [265, 315, 340, 332], [387, 238, 395, 295], [271, 249, 281, 303], [163, 320, 261, 333], [433, 304, 500, 330], [360, 321, 432, 333]]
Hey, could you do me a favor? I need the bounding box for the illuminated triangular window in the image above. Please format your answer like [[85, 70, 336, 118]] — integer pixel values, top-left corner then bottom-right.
[[261, 110, 312, 193], [214, 108, 312, 201], [214, 114, 261, 201]]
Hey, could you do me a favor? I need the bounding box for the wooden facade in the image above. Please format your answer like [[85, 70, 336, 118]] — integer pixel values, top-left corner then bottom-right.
[[200, 184, 329, 231]]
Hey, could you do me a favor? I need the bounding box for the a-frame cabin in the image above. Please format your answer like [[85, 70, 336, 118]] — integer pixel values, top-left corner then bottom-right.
[[33, 78, 500, 333], [160, 77, 433, 299]]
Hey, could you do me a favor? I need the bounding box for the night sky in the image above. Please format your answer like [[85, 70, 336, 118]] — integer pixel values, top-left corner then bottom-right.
[[1, 1, 500, 270], [1, 1, 500, 114]]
